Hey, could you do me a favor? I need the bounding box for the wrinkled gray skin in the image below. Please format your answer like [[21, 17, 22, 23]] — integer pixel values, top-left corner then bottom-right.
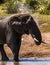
[[0, 14, 42, 61]]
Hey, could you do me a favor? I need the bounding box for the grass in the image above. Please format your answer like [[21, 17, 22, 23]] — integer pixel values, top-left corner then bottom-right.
[[0, 3, 16, 17], [47, 46, 50, 49], [40, 23, 50, 32], [32, 13, 50, 32], [32, 13, 50, 24], [21, 0, 26, 3], [38, 15, 50, 25], [0, 3, 7, 16]]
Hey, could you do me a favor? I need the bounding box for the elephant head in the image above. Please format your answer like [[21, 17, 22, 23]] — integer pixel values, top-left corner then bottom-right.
[[9, 14, 42, 45], [29, 17, 42, 45]]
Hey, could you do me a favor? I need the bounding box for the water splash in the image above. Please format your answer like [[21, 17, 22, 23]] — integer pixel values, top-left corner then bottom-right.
[[17, 1, 32, 14]]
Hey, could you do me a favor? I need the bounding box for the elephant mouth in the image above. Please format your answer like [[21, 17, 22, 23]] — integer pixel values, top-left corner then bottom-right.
[[31, 34, 42, 45], [34, 38, 42, 45], [34, 38, 41, 45]]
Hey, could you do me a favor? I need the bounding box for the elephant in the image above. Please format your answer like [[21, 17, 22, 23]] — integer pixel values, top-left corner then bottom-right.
[[0, 14, 42, 61]]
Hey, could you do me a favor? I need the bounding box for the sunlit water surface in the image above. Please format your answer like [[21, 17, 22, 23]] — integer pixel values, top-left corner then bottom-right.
[[0, 58, 50, 65]]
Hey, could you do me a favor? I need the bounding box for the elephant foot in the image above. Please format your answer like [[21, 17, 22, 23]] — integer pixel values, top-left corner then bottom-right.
[[2, 57, 9, 61], [14, 57, 19, 62]]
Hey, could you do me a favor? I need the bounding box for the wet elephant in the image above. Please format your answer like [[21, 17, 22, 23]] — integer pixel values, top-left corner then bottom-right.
[[0, 14, 42, 61]]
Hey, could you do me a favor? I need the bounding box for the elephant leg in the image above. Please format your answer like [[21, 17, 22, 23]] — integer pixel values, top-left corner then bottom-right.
[[8, 36, 21, 61], [7, 34, 21, 61], [6, 26, 22, 61], [13, 36, 21, 61], [0, 44, 9, 61]]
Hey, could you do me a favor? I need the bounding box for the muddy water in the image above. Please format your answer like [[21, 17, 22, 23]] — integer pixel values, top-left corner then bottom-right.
[[0, 58, 50, 65]]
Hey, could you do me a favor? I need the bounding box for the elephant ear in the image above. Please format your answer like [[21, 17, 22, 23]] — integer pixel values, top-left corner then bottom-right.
[[8, 15, 20, 26]]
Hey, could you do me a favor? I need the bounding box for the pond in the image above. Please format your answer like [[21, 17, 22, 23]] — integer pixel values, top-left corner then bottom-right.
[[0, 58, 50, 65]]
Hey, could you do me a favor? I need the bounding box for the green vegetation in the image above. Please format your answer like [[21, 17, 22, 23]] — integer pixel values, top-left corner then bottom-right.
[[0, 0, 50, 32], [47, 46, 50, 49], [0, 2, 17, 17], [38, 14, 50, 32], [0, 0, 5, 4], [6, 0, 17, 13], [0, 0, 50, 14], [0, 3, 7, 16], [26, 0, 39, 9], [38, 0, 50, 14], [40, 23, 50, 32], [32, 13, 50, 32]]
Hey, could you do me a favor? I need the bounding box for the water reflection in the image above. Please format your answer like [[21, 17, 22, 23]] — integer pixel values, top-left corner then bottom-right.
[[0, 62, 50, 65], [0, 58, 50, 65]]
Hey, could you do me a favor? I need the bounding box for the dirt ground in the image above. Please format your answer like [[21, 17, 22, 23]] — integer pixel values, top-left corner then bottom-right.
[[0, 32, 50, 59]]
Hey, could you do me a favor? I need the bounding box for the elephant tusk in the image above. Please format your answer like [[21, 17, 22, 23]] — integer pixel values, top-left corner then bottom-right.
[[33, 35, 46, 44], [34, 38, 39, 42]]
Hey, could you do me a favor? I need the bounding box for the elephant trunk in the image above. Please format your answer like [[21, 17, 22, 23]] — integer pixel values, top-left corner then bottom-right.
[[30, 17, 42, 45]]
